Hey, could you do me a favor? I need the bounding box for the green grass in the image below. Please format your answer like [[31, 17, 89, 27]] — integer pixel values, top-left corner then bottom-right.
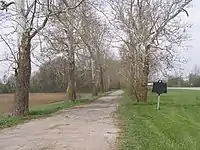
[[118, 90, 200, 150], [0, 91, 111, 129]]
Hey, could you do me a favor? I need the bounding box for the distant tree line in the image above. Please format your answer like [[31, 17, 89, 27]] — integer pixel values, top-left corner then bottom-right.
[[168, 65, 200, 87], [168, 75, 200, 87], [0, 56, 122, 94]]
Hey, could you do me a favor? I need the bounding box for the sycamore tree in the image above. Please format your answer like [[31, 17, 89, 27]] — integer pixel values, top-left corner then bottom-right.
[[0, 0, 52, 116], [40, 0, 86, 101], [0, 0, 85, 116], [109, 0, 192, 101], [43, 0, 110, 97]]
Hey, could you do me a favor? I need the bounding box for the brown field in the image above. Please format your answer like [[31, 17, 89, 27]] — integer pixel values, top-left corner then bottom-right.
[[0, 93, 91, 114]]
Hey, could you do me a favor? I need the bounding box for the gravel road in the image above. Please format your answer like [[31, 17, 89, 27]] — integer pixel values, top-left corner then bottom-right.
[[0, 90, 123, 150]]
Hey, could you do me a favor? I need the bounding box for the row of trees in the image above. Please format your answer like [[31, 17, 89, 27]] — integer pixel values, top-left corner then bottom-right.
[[111, 0, 192, 101], [0, 0, 193, 116], [168, 65, 200, 87], [0, 56, 122, 93], [0, 0, 123, 116]]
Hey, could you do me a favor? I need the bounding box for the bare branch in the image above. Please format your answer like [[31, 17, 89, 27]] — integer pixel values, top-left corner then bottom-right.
[[25, 0, 36, 18], [0, 34, 18, 63], [0, 1, 15, 11], [29, 13, 50, 40], [61, 0, 85, 10], [68, 0, 85, 10]]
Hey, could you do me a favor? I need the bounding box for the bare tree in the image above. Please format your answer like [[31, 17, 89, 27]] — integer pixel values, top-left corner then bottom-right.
[[77, 1, 111, 96], [0, 0, 52, 116], [110, 0, 192, 101], [47, 0, 109, 96], [40, 0, 88, 100]]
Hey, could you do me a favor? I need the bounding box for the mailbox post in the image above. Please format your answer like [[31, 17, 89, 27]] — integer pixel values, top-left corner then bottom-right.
[[152, 80, 167, 109]]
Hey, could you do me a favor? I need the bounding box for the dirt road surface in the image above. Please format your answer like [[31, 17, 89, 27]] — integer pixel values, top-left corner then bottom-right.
[[0, 90, 123, 150]]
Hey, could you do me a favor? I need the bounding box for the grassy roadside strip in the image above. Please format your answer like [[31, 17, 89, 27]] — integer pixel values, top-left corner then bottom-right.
[[0, 91, 112, 129], [117, 90, 200, 150]]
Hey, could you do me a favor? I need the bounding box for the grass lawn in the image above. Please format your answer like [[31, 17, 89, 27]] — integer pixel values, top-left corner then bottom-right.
[[118, 90, 200, 150], [0, 91, 111, 129]]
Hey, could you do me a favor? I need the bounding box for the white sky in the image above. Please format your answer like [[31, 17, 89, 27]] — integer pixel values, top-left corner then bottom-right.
[[0, 0, 199, 79], [181, 0, 200, 75]]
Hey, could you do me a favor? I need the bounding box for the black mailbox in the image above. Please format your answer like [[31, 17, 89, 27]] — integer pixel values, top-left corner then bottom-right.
[[152, 80, 167, 95]]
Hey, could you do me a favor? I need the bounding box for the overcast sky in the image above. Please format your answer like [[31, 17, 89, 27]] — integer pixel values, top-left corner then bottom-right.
[[181, 0, 200, 75], [0, 0, 199, 78]]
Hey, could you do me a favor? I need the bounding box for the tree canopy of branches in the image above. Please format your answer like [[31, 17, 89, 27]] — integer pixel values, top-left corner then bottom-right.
[[110, 0, 192, 101], [0, 0, 93, 116], [0, 0, 193, 116]]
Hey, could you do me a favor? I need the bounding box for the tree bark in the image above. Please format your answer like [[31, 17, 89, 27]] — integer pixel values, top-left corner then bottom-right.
[[107, 75, 111, 92], [99, 65, 104, 93], [66, 56, 76, 101], [137, 46, 150, 102], [12, 36, 31, 116], [91, 58, 98, 96], [12, 0, 31, 116], [66, 26, 76, 101]]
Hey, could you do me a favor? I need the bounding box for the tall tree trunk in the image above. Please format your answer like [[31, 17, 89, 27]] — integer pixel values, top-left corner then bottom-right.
[[12, 37, 31, 116], [107, 75, 110, 91], [66, 56, 76, 101], [99, 65, 104, 93], [142, 46, 150, 101], [138, 65, 149, 101], [137, 46, 150, 102], [96, 48, 104, 93], [66, 26, 76, 101], [12, 0, 31, 116], [91, 58, 98, 96]]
